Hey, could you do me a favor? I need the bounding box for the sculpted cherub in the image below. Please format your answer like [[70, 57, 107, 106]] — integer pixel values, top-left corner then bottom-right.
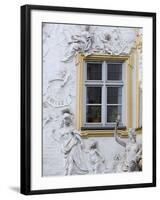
[[62, 26, 93, 62], [87, 140, 106, 174]]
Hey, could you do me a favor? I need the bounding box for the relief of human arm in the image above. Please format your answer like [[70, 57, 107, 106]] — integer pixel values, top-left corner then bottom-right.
[[114, 118, 126, 148]]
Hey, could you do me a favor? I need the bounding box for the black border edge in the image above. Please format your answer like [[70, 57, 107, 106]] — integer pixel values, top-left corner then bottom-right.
[[28, 183, 154, 195], [23, 4, 156, 16], [20, 5, 31, 195], [152, 12, 156, 187], [20, 4, 156, 195]]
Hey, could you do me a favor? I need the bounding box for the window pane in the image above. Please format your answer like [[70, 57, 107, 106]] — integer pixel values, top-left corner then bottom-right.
[[87, 63, 102, 80], [86, 106, 101, 123], [107, 87, 122, 104], [87, 87, 101, 104], [107, 64, 122, 80], [107, 105, 122, 122]]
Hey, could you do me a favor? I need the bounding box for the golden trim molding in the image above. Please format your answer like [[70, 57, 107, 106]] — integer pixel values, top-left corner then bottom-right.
[[126, 57, 133, 128], [75, 53, 84, 131], [80, 128, 142, 138], [136, 50, 141, 128], [83, 54, 129, 61]]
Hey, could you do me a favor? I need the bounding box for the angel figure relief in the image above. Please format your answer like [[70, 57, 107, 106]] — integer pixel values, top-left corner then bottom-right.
[[99, 28, 133, 55], [61, 26, 94, 62]]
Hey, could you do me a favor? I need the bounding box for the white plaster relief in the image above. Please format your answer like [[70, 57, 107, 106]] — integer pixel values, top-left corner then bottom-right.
[[114, 117, 142, 172], [42, 23, 142, 176], [61, 25, 136, 62]]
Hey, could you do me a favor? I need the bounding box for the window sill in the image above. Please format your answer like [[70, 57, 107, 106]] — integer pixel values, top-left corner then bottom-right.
[[81, 126, 126, 131]]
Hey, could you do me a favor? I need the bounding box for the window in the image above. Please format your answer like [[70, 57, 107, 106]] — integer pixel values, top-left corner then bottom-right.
[[84, 61, 124, 128]]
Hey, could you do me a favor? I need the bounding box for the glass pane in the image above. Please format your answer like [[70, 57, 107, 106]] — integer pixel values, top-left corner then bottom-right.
[[87, 87, 101, 104], [107, 87, 122, 104], [87, 63, 102, 80], [86, 106, 101, 123], [107, 64, 122, 80], [107, 105, 122, 122]]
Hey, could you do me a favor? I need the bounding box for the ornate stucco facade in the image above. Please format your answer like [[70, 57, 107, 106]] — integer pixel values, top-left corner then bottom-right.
[[42, 23, 142, 176]]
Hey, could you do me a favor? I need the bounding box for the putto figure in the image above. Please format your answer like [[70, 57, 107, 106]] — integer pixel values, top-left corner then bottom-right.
[[87, 140, 106, 174], [114, 116, 142, 172], [53, 109, 88, 175], [62, 26, 93, 62]]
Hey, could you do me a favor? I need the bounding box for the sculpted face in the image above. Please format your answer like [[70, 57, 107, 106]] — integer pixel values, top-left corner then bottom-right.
[[63, 113, 72, 126]]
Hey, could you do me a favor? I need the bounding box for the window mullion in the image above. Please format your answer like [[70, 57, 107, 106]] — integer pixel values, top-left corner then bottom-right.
[[84, 62, 87, 124], [106, 62, 108, 124], [102, 61, 106, 126], [84, 85, 86, 124]]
